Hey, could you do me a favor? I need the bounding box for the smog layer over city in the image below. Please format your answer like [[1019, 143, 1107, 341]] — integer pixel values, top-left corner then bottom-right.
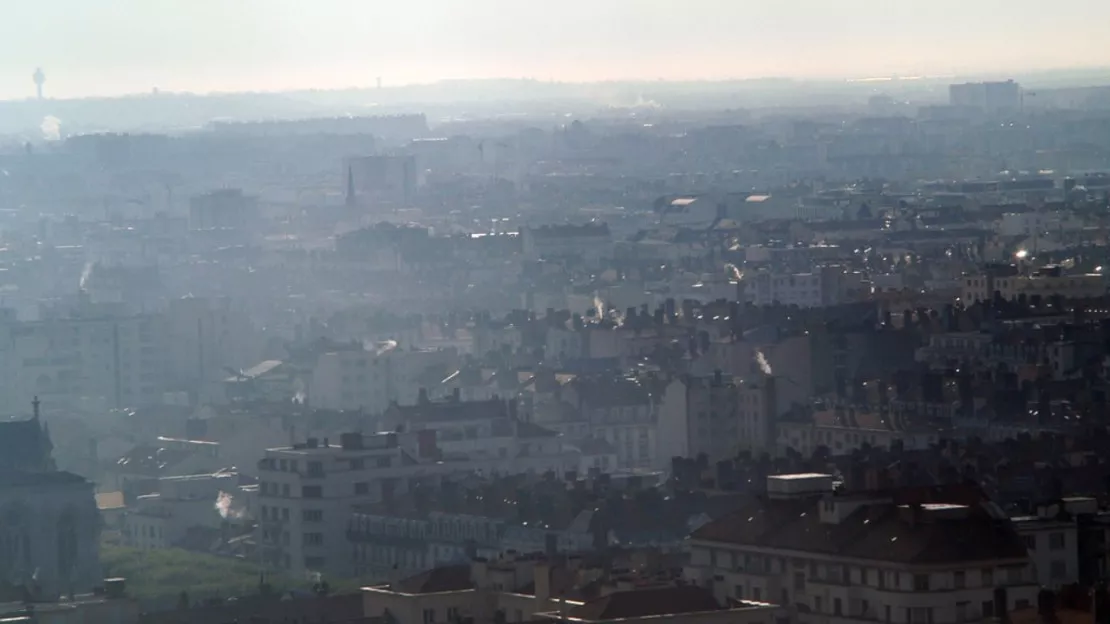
[[2, 1, 1110, 622]]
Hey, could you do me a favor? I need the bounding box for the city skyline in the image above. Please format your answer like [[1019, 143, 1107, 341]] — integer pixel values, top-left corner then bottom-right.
[[2, 0, 1110, 100]]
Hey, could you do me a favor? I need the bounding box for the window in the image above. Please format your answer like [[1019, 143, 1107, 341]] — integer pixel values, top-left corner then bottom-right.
[[982, 600, 994, 618], [350, 458, 364, 470], [423, 609, 435, 624], [303, 532, 323, 546], [911, 608, 931, 624], [913, 574, 930, 591], [303, 509, 323, 523], [956, 602, 969, 623], [447, 607, 460, 622], [954, 571, 966, 589], [1049, 532, 1066, 550], [735, 585, 744, 599], [982, 568, 993, 587], [302, 485, 322, 498], [1023, 534, 1036, 550], [814, 596, 823, 613], [355, 482, 369, 495], [1051, 560, 1067, 580], [885, 606, 892, 623], [834, 598, 842, 616], [794, 571, 805, 590], [752, 587, 761, 601]]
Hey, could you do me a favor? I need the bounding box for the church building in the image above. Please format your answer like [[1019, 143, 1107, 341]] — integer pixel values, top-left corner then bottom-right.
[[0, 398, 102, 600]]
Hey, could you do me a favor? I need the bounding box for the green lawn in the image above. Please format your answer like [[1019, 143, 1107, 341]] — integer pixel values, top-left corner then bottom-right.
[[100, 546, 301, 607], [99, 545, 372, 608]]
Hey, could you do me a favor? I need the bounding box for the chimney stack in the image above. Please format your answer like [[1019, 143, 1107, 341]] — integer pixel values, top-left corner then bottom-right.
[[995, 587, 1010, 624], [1038, 589, 1057, 623]]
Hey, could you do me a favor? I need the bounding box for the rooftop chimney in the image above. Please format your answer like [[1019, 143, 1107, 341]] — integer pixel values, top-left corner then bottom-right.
[[1038, 589, 1057, 623], [995, 587, 1010, 624]]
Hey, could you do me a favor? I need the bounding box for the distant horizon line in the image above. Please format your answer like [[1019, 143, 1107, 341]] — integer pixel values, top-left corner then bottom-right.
[[5, 64, 1110, 105]]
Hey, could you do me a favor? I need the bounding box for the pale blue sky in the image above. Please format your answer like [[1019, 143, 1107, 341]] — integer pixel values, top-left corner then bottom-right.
[[1, 0, 1108, 99]]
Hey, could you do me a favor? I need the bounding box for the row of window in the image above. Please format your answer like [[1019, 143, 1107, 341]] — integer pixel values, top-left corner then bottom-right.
[[258, 482, 324, 498], [707, 548, 1025, 591], [1022, 531, 1067, 550]]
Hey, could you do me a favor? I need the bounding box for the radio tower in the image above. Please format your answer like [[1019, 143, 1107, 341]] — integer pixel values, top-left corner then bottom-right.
[[32, 68, 45, 100]]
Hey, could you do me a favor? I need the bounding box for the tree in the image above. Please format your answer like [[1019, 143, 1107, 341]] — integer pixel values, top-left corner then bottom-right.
[[857, 201, 873, 220]]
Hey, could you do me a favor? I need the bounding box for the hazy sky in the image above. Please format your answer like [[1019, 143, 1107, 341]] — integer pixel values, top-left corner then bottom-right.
[[2, 0, 1109, 99]]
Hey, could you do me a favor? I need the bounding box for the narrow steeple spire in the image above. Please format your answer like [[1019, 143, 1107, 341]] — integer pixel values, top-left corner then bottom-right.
[[345, 166, 357, 209]]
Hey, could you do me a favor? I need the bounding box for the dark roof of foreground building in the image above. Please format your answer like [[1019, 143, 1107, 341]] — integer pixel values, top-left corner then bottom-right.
[[567, 586, 724, 621], [390, 565, 473, 594], [690, 489, 1027, 565]]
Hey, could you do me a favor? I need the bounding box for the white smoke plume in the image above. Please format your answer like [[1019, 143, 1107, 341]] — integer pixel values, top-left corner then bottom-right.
[[40, 116, 62, 141], [215, 491, 243, 519], [754, 349, 772, 376], [592, 295, 605, 319], [79, 261, 93, 293]]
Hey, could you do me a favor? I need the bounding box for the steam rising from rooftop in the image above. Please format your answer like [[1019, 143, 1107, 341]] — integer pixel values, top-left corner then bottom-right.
[[215, 491, 242, 519], [40, 116, 61, 141], [755, 349, 772, 376]]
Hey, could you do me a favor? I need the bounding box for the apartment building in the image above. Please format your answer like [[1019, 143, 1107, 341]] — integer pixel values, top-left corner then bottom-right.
[[164, 296, 260, 402], [1010, 497, 1100, 589], [121, 471, 250, 551], [658, 372, 776, 467], [347, 507, 598, 580], [307, 341, 460, 414], [686, 474, 1039, 624], [521, 223, 613, 264], [561, 376, 659, 469], [0, 306, 166, 413], [746, 266, 861, 308], [362, 554, 781, 624], [962, 266, 1106, 303], [257, 430, 579, 577], [776, 405, 940, 458], [307, 341, 394, 413], [380, 394, 566, 463]]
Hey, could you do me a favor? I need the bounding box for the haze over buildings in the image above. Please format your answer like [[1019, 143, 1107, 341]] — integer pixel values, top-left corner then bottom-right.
[[4, 4, 1110, 624]]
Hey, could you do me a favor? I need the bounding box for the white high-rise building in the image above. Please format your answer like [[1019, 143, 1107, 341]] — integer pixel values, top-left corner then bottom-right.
[[256, 429, 577, 578]]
